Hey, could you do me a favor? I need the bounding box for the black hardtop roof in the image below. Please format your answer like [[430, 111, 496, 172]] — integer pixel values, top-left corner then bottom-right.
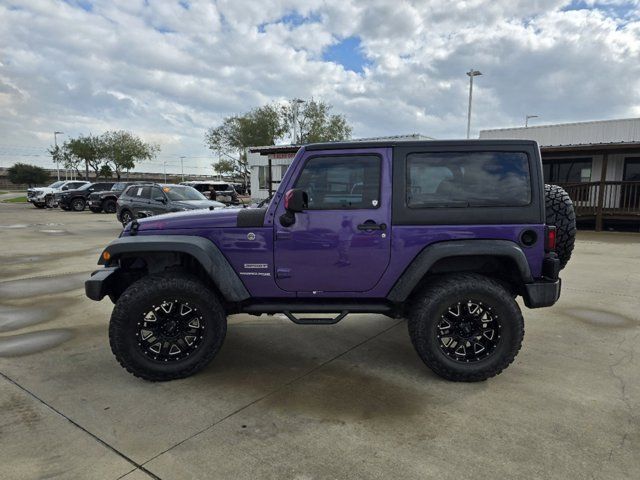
[[304, 139, 539, 151]]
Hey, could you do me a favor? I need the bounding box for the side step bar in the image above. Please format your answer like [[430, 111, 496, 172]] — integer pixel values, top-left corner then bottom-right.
[[283, 310, 348, 325]]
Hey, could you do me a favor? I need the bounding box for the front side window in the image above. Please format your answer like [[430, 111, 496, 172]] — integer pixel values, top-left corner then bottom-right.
[[407, 151, 531, 207], [295, 155, 381, 209]]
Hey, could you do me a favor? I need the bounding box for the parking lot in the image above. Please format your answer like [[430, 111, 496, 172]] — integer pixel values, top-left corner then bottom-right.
[[0, 201, 638, 480]]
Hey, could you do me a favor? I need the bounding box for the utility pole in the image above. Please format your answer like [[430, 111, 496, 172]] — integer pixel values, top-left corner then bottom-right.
[[466, 70, 482, 139], [163, 158, 167, 183], [525, 115, 539, 127], [180, 156, 186, 182], [53, 131, 64, 180]]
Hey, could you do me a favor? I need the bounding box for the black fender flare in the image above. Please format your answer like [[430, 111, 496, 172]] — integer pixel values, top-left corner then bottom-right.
[[386, 239, 533, 302], [98, 235, 250, 302]]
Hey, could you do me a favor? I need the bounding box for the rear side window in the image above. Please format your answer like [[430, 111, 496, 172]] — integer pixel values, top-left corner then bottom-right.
[[407, 151, 531, 207], [295, 155, 381, 209]]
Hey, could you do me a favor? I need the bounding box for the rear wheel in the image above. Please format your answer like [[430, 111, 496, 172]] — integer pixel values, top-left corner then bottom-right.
[[109, 273, 227, 381], [408, 273, 524, 382], [71, 197, 85, 211], [103, 199, 117, 213]]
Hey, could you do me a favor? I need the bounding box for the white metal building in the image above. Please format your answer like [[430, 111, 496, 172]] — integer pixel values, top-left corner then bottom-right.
[[480, 118, 640, 229]]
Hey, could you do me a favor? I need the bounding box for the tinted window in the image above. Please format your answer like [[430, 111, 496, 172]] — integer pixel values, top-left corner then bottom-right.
[[543, 158, 592, 183], [123, 186, 150, 198], [68, 182, 86, 189], [295, 155, 381, 209], [407, 151, 531, 207], [151, 187, 165, 201]]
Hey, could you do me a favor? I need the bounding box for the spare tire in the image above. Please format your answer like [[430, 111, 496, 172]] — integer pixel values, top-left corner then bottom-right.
[[544, 184, 576, 270]]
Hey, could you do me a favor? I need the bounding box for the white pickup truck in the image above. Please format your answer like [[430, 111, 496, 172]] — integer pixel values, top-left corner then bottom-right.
[[27, 180, 89, 208]]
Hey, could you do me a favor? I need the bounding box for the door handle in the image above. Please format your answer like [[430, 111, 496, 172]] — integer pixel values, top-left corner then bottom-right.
[[357, 221, 387, 231]]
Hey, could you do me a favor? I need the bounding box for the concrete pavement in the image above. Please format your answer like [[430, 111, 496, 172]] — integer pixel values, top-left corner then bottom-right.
[[0, 202, 638, 479]]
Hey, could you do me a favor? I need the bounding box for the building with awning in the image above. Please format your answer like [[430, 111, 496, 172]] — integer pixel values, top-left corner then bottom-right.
[[480, 118, 640, 230]]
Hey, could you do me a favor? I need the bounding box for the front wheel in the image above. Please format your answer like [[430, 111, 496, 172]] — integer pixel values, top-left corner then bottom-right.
[[408, 273, 524, 382], [120, 209, 133, 226], [109, 274, 227, 381], [103, 199, 117, 213], [45, 195, 55, 208]]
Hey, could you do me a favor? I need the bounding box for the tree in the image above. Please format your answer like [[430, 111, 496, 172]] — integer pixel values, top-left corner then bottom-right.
[[64, 135, 104, 180], [100, 130, 159, 180], [7, 163, 49, 186], [283, 98, 352, 144], [98, 164, 113, 178], [205, 103, 287, 184]]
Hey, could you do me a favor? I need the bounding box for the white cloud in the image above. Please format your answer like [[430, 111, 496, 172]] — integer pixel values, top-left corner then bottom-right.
[[0, 0, 639, 174]]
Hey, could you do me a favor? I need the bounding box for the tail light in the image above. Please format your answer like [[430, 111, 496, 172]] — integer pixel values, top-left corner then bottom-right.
[[545, 226, 557, 252]]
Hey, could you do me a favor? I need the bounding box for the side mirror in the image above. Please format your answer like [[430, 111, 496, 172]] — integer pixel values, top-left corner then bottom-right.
[[284, 189, 308, 213], [61, 186, 68, 191], [280, 189, 308, 227], [154, 196, 167, 204]]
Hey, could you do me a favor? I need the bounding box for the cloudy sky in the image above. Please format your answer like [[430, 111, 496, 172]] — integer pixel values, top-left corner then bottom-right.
[[1, 0, 639, 175]]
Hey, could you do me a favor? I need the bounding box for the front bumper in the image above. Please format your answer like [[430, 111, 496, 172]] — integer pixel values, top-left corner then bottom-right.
[[85, 267, 119, 301]]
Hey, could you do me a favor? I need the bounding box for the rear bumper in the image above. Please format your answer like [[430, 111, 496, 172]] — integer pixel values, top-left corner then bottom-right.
[[85, 267, 119, 301], [523, 278, 561, 308]]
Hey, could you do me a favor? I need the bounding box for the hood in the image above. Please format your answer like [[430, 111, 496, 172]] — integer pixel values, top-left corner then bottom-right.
[[128, 207, 243, 232], [170, 199, 222, 210]]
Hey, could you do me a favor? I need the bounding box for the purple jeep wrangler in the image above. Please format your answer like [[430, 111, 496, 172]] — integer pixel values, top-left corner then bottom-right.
[[86, 140, 575, 382]]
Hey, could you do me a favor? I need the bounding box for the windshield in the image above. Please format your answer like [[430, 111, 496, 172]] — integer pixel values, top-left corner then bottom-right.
[[48, 181, 64, 188], [162, 186, 207, 201], [112, 182, 126, 191]]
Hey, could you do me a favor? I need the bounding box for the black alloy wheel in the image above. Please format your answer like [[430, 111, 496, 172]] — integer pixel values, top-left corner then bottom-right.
[[436, 299, 501, 363], [137, 300, 205, 362]]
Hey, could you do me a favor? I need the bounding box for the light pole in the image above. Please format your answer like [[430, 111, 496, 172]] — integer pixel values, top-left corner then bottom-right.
[[525, 115, 539, 127], [292, 98, 305, 144], [466, 69, 482, 139], [180, 156, 186, 182], [53, 131, 64, 180]]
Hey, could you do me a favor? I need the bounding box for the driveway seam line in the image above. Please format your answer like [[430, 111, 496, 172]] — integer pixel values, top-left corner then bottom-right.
[[0, 371, 162, 480], [140, 319, 405, 468]]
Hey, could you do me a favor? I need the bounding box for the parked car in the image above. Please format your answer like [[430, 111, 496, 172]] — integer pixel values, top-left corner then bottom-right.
[[27, 180, 90, 208], [116, 183, 225, 225], [87, 181, 152, 214], [56, 181, 116, 211], [87, 139, 575, 383], [181, 181, 239, 204]]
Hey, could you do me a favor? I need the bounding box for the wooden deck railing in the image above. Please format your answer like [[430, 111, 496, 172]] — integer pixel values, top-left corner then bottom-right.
[[558, 181, 640, 219]]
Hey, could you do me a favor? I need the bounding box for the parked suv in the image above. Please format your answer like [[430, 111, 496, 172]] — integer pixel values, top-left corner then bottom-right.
[[88, 182, 151, 214], [27, 180, 90, 208], [56, 181, 116, 211], [181, 181, 239, 204], [87, 140, 575, 383], [116, 183, 225, 225]]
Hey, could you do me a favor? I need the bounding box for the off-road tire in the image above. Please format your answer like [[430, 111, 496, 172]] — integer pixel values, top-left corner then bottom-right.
[[544, 184, 576, 269], [103, 199, 117, 214], [408, 273, 524, 382], [71, 197, 85, 211], [109, 273, 227, 381], [120, 209, 133, 226]]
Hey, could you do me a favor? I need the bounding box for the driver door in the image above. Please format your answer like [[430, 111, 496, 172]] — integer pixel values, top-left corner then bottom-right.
[[273, 150, 392, 293]]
